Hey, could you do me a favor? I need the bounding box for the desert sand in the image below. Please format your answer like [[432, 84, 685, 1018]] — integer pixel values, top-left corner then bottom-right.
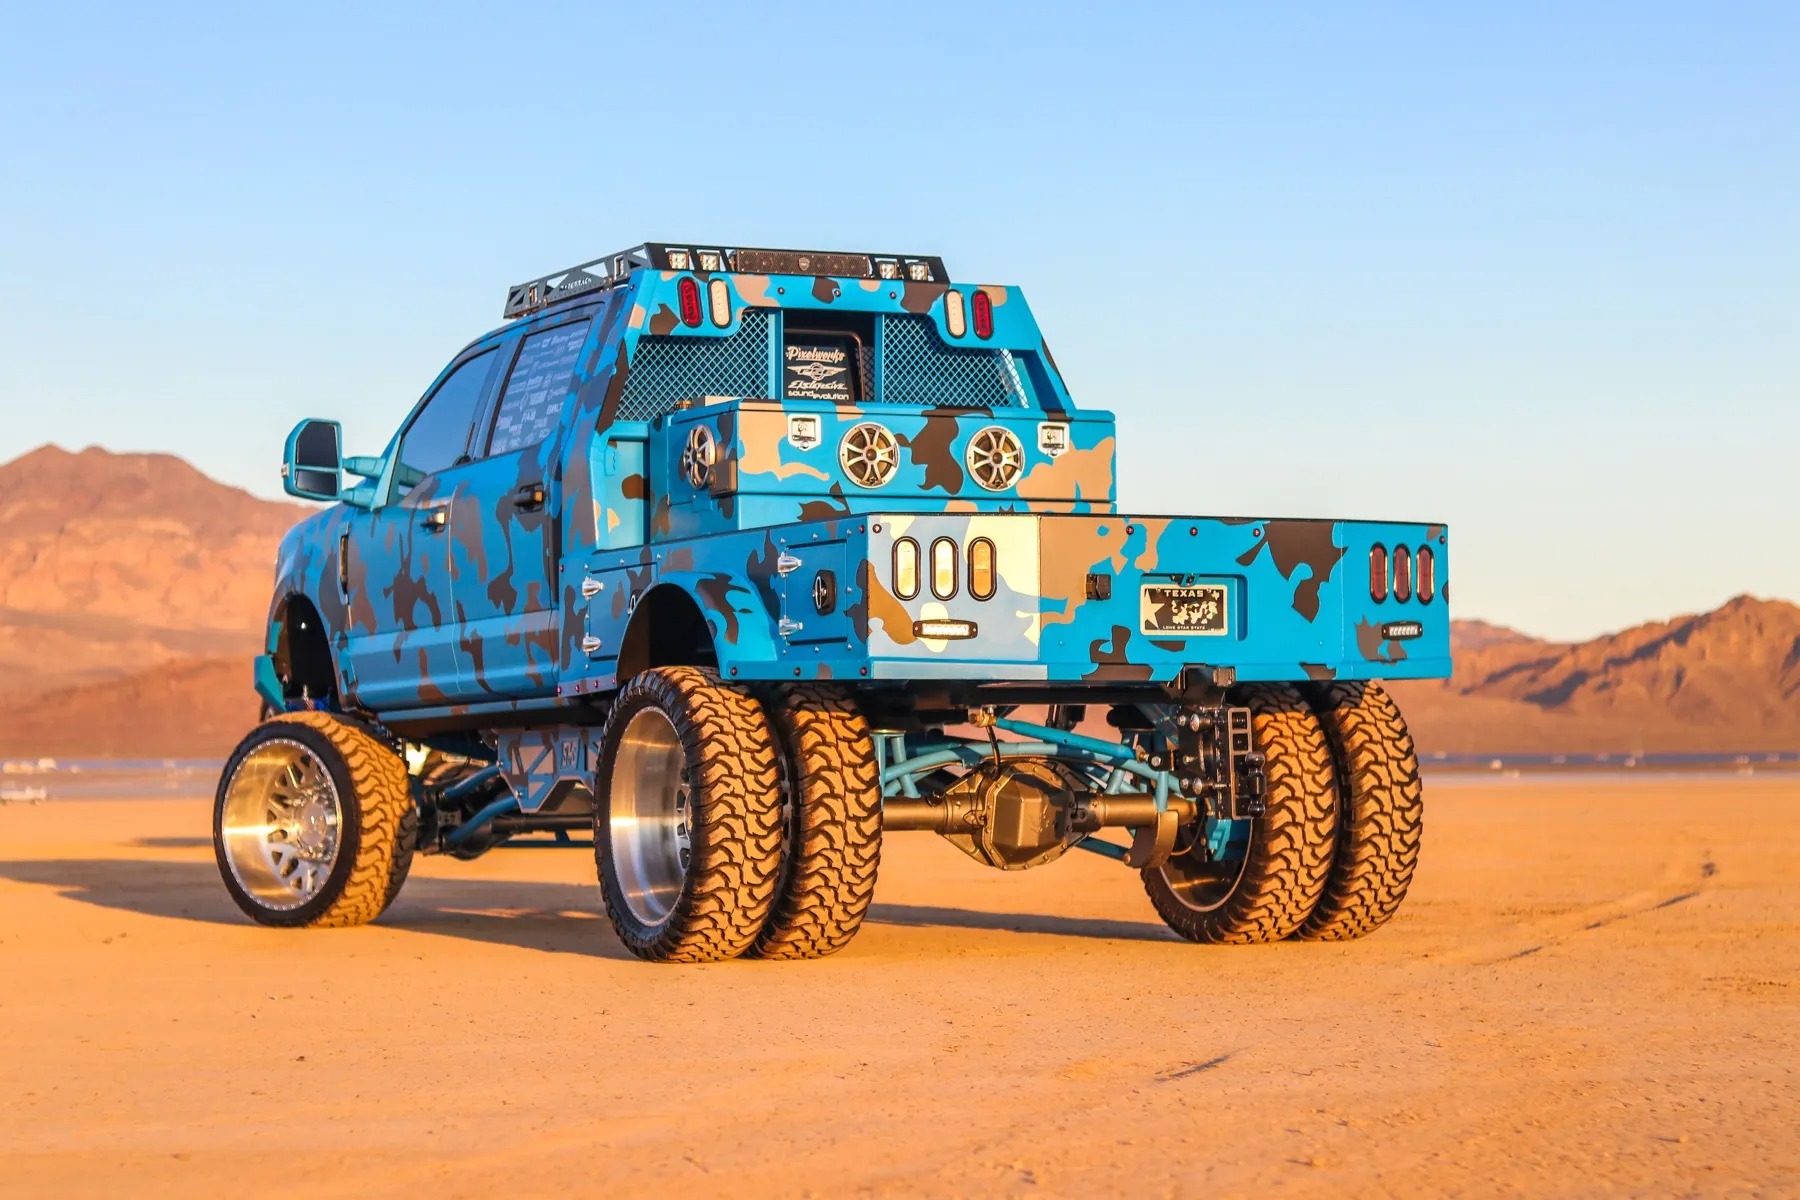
[[2, 774, 1796, 1198]]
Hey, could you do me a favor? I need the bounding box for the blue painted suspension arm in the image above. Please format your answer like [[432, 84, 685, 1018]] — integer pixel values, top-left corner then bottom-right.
[[991, 716, 1146, 763], [879, 733, 1182, 811], [443, 792, 520, 850]]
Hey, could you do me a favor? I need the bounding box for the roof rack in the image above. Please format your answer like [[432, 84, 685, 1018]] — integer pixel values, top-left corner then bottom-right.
[[503, 243, 950, 319]]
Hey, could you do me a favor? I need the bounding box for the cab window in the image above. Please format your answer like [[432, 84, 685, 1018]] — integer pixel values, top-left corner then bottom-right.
[[393, 349, 496, 495], [488, 319, 590, 456]]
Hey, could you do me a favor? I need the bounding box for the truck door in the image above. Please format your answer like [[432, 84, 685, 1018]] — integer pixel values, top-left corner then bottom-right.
[[448, 314, 592, 698], [342, 347, 500, 710]]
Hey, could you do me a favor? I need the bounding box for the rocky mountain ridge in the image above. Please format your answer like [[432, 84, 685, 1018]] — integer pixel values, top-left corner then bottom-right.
[[0, 445, 304, 695]]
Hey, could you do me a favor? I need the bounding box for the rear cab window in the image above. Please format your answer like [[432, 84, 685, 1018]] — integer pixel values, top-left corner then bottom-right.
[[488, 319, 591, 455]]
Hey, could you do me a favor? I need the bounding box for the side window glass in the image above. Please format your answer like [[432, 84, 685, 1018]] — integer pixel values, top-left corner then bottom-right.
[[394, 349, 496, 495], [488, 319, 590, 456]]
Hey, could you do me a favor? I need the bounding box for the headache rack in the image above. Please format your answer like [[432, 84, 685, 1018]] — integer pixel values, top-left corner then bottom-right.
[[503, 243, 950, 319]]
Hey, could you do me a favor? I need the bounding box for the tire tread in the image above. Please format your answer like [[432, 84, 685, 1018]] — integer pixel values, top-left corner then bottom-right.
[[1295, 681, 1425, 940]]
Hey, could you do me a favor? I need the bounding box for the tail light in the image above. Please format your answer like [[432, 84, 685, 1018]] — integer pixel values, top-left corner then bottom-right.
[[893, 538, 920, 600], [1369, 544, 1389, 602], [944, 290, 968, 338], [1417, 546, 1436, 604], [707, 278, 731, 327], [972, 289, 994, 339], [968, 538, 996, 600], [1393, 545, 1413, 602], [930, 537, 959, 600], [677, 277, 703, 327]]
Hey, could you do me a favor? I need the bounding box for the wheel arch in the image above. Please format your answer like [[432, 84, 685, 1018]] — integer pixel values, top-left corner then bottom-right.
[[615, 573, 779, 683], [270, 592, 339, 704]]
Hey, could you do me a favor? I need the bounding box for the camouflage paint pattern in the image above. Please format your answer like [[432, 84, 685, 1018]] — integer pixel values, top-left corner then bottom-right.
[[264, 262, 1451, 717]]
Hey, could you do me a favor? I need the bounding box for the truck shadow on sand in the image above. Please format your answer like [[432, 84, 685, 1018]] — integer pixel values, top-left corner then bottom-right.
[[0, 857, 1177, 955]]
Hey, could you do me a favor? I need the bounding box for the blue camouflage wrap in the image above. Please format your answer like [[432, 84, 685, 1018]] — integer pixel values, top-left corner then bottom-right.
[[264, 263, 1451, 719]]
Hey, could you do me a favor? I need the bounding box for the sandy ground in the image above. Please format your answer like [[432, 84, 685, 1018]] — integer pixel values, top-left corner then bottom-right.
[[1, 775, 1796, 1199]]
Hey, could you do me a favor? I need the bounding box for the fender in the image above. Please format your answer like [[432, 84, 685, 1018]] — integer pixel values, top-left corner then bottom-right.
[[625, 570, 781, 678]]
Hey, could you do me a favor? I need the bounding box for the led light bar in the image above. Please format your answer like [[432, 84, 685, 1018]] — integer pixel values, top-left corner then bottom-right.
[[504, 243, 950, 319], [914, 618, 978, 640]]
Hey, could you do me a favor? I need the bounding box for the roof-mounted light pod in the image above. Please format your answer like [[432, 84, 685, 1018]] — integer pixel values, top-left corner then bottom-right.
[[972, 289, 994, 339], [707, 279, 731, 327], [677, 277, 703, 327], [944, 290, 968, 338]]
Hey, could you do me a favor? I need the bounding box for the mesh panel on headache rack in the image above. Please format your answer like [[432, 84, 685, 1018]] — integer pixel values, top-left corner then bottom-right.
[[616, 309, 773, 421], [879, 315, 1023, 408]]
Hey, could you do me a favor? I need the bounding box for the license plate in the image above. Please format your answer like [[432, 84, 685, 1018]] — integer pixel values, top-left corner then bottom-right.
[[1140, 584, 1229, 636]]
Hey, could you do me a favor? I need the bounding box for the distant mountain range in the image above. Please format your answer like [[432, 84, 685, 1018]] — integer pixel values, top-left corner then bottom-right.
[[0, 445, 302, 699], [0, 444, 1794, 758], [1387, 595, 1800, 754]]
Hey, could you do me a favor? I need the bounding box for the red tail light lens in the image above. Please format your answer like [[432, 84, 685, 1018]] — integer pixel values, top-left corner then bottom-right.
[[972, 289, 994, 339], [1393, 545, 1413, 602], [1417, 546, 1435, 603], [677, 277, 703, 327], [1370, 545, 1389, 602]]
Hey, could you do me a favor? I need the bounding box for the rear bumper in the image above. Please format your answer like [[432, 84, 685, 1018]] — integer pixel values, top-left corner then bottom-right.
[[849, 512, 1451, 684]]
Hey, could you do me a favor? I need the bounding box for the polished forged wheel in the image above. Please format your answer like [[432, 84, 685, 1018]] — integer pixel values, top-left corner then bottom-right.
[[1142, 683, 1338, 944], [595, 666, 785, 962], [214, 711, 413, 928]]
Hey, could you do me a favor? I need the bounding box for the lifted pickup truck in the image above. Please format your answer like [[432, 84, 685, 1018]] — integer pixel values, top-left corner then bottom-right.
[[216, 242, 1451, 962]]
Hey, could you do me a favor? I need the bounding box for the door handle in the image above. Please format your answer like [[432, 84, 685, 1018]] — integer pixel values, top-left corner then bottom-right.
[[420, 508, 449, 532], [511, 482, 547, 513]]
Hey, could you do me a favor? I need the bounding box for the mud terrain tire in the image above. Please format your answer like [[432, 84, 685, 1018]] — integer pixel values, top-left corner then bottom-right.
[[749, 685, 882, 959], [214, 711, 412, 928], [382, 800, 420, 915], [595, 666, 785, 963], [1295, 681, 1424, 940], [1142, 683, 1337, 943]]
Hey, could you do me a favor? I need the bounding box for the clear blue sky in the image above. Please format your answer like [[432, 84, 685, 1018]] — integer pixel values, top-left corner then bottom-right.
[[1, 1, 1793, 641]]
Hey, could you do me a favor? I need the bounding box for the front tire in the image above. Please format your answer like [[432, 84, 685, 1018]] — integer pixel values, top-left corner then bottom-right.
[[748, 685, 882, 960], [1141, 683, 1338, 944], [214, 711, 412, 928], [594, 667, 785, 963], [1294, 681, 1425, 940]]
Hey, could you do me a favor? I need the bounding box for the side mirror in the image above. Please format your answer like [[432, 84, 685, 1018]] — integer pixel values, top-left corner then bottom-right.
[[282, 419, 343, 502]]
